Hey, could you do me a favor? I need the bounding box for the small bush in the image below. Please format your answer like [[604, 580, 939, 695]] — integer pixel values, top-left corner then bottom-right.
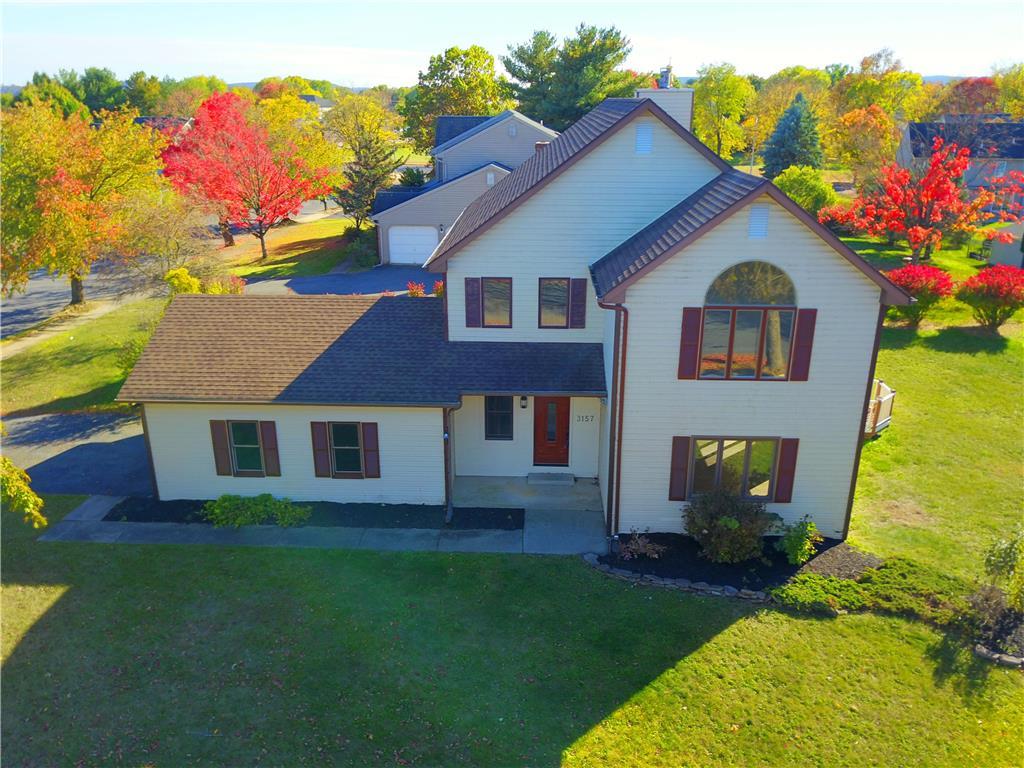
[[770, 574, 868, 615], [885, 264, 955, 325], [955, 264, 1024, 331], [984, 525, 1024, 611], [775, 516, 824, 565], [164, 266, 201, 295], [347, 231, 379, 270], [406, 281, 425, 297], [398, 167, 426, 187], [619, 529, 667, 561], [202, 494, 311, 528], [203, 275, 246, 294], [684, 490, 780, 564], [774, 165, 838, 215], [432, 279, 445, 298]]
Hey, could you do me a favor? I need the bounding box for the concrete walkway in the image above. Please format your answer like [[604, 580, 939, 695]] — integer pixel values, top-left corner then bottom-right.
[[39, 496, 608, 555]]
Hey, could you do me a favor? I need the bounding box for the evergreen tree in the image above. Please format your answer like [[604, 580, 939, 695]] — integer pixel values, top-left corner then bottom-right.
[[761, 93, 823, 179]]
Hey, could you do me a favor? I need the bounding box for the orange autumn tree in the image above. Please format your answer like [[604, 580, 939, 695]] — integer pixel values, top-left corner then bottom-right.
[[0, 102, 166, 304], [819, 137, 1024, 263]]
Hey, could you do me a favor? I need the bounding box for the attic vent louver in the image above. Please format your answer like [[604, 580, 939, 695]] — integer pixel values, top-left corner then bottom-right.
[[748, 204, 769, 239], [635, 123, 653, 154]]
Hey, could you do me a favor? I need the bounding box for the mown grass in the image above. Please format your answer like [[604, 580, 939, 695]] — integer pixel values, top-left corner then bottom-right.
[[229, 217, 361, 280], [1, 298, 166, 416], [2, 495, 1021, 767]]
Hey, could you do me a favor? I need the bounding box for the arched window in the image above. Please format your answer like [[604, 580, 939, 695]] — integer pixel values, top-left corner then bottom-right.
[[700, 262, 797, 380]]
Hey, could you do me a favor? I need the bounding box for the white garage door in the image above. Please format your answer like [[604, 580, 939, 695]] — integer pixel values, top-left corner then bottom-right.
[[388, 226, 439, 265]]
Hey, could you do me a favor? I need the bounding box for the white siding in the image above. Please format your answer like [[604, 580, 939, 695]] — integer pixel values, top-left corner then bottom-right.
[[451, 396, 601, 477], [635, 88, 694, 131], [437, 115, 556, 180], [146, 403, 445, 504], [446, 114, 721, 342], [616, 196, 881, 538], [374, 165, 509, 264]]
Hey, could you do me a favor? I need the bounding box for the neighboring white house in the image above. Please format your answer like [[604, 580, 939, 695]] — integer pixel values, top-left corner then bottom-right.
[[120, 92, 909, 542], [371, 110, 558, 264], [896, 118, 1024, 190]]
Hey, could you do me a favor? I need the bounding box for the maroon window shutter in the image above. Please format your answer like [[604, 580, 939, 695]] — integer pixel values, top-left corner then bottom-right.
[[209, 420, 232, 476], [668, 436, 690, 501], [790, 309, 817, 381], [677, 308, 703, 379], [464, 277, 482, 327], [774, 438, 800, 502], [569, 278, 588, 328], [259, 421, 281, 477], [310, 422, 332, 478], [361, 422, 380, 478]]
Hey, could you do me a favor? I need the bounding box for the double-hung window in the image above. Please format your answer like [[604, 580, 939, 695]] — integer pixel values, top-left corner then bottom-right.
[[330, 422, 363, 475], [228, 420, 264, 475], [691, 437, 778, 499], [539, 278, 570, 328], [482, 278, 512, 327], [484, 396, 514, 440]]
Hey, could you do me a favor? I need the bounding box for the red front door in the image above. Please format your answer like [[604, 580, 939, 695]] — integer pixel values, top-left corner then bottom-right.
[[533, 396, 570, 466]]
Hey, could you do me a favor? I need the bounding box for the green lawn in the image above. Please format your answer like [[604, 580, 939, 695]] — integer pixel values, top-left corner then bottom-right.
[[1, 297, 166, 416], [229, 217, 362, 280], [2, 497, 1021, 767]]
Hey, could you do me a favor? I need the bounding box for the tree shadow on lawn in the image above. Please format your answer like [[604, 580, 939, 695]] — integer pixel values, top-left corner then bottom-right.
[[0, 535, 750, 766], [3, 383, 129, 419], [924, 629, 1001, 702], [879, 325, 1011, 355]]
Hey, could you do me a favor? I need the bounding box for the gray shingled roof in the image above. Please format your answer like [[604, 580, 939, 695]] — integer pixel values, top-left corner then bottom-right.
[[117, 295, 605, 406], [433, 115, 491, 148], [591, 170, 766, 298], [371, 183, 437, 214], [907, 121, 1024, 159]]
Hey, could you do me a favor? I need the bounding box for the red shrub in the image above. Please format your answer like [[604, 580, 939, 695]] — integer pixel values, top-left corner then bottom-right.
[[956, 265, 1024, 331], [885, 264, 954, 325], [406, 281, 426, 297], [432, 279, 445, 298]]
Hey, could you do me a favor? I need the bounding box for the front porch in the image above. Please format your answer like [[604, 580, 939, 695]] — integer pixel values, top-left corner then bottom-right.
[[453, 476, 608, 554]]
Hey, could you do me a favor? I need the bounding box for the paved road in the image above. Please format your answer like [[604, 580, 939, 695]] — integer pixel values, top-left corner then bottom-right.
[[1, 262, 140, 339], [245, 265, 434, 296], [4, 412, 152, 496]]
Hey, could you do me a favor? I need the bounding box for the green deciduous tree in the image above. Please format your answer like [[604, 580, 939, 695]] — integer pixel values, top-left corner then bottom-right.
[[325, 95, 405, 229], [15, 73, 89, 118], [79, 67, 128, 113], [761, 94, 823, 179], [124, 70, 163, 113], [692, 62, 756, 157], [399, 46, 512, 150], [0, 445, 46, 529], [994, 63, 1024, 118], [503, 25, 646, 131]]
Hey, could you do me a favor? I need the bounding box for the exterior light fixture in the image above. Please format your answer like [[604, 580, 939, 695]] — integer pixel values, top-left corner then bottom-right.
[[520, 396, 528, 409]]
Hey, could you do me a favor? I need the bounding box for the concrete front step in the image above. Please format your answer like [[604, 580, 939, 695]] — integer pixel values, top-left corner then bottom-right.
[[527, 472, 575, 486]]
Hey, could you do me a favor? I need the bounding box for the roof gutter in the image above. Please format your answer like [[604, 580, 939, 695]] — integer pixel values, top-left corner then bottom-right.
[[598, 300, 629, 538]]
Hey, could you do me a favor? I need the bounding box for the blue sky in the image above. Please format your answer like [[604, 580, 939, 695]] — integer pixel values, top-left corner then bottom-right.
[[2, 0, 1022, 87]]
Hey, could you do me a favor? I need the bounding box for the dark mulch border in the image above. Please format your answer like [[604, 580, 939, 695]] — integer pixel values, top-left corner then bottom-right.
[[599, 534, 880, 591], [104, 497, 524, 531]]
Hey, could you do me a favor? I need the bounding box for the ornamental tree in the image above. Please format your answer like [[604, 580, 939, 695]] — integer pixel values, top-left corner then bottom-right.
[[956, 264, 1024, 331], [884, 264, 954, 325], [162, 92, 329, 260], [818, 138, 1024, 263]]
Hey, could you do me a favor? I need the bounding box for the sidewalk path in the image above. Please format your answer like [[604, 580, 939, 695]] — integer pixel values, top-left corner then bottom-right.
[[40, 497, 608, 555]]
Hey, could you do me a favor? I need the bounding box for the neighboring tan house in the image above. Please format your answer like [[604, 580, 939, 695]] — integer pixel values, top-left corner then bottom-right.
[[371, 110, 558, 264], [119, 91, 909, 543], [897, 118, 1024, 190]]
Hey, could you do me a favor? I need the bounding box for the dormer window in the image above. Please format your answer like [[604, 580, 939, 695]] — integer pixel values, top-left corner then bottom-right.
[[635, 123, 653, 155]]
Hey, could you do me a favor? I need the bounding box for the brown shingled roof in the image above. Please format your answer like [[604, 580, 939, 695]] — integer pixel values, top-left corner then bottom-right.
[[424, 97, 732, 271]]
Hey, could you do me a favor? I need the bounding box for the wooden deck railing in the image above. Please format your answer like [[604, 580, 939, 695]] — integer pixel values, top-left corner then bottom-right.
[[865, 378, 896, 438]]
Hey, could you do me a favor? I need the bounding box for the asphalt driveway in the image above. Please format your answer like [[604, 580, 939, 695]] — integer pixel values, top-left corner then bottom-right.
[[3, 412, 152, 496], [245, 265, 434, 296]]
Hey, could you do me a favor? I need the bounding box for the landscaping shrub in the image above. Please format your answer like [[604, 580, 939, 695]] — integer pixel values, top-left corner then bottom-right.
[[773, 165, 837, 215], [347, 231, 379, 270], [406, 281, 425, 297], [202, 494, 311, 528], [769, 573, 868, 615], [432, 279, 445, 298], [955, 264, 1024, 331], [984, 525, 1024, 611], [684, 490, 780, 564], [619, 529, 668, 561], [884, 264, 955, 325], [203, 275, 246, 294], [164, 266, 201, 295], [775, 516, 824, 565], [968, 584, 1024, 656]]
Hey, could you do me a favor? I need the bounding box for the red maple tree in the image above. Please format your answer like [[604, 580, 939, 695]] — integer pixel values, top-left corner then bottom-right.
[[819, 138, 1024, 263], [162, 92, 328, 260]]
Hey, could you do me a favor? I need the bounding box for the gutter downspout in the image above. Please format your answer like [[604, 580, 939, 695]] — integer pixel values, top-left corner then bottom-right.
[[598, 301, 629, 538], [442, 400, 462, 524]]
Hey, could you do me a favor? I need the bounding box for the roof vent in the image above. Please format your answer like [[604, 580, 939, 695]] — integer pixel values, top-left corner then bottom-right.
[[535, 141, 550, 154]]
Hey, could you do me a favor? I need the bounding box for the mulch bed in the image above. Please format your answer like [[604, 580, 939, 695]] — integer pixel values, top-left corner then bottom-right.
[[104, 498, 524, 531], [599, 534, 880, 591]]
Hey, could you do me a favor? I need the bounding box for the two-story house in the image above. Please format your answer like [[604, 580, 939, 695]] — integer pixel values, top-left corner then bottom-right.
[[371, 110, 557, 264], [119, 91, 909, 544]]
